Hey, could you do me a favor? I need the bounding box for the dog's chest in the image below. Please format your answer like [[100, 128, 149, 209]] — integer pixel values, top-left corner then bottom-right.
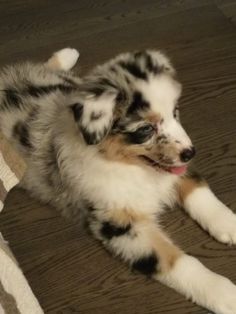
[[80, 160, 178, 214]]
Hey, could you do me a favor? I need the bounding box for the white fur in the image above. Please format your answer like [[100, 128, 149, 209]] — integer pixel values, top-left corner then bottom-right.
[[137, 75, 192, 152], [164, 119, 192, 149], [137, 74, 181, 116], [158, 255, 236, 314], [53, 48, 79, 71], [184, 186, 236, 244], [77, 154, 178, 215], [102, 222, 157, 262], [149, 51, 174, 72]]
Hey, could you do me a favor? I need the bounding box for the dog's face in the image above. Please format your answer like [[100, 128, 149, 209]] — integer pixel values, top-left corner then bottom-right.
[[71, 50, 195, 175]]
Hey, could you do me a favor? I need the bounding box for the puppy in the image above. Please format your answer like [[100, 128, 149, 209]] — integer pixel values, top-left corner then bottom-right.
[[1, 48, 236, 314]]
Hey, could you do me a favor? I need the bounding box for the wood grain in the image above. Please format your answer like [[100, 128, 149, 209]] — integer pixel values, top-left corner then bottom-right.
[[0, 1, 236, 313]]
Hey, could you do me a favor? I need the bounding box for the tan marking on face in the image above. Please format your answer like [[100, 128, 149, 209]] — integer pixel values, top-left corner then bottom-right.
[[138, 110, 161, 125], [99, 133, 174, 172], [100, 127, 180, 170], [99, 134, 146, 166], [145, 112, 161, 124], [178, 175, 207, 203]]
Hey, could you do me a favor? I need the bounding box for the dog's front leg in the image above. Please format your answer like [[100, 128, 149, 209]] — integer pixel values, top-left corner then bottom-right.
[[178, 172, 236, 244], [88, 207, 236, 314]]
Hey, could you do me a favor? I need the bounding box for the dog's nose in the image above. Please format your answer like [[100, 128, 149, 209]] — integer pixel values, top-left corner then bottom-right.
[[180, 146, 196, 162]]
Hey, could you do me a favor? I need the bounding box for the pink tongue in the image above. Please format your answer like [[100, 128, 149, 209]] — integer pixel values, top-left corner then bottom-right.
[[168, 165, 188, 175]]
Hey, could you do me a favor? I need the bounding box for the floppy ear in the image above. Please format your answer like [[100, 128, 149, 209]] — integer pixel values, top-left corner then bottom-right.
[[70, 91, 117, 145]]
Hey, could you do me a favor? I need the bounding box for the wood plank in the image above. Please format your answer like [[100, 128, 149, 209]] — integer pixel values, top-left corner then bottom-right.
[[217, 1, 236, 25]]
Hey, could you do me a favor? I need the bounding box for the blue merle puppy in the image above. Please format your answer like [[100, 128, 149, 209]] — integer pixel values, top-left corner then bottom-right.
[[1, 48, 236, 314]]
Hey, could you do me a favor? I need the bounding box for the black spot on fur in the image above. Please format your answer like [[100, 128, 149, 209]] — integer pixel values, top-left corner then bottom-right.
[[46, 143, 58, 168], [81, 122, 110, 144], [110, 66, 117, 73], [156, 135, 167, 143], [127, 91, 150, 115], [13, 121, 32, 148], [80, 128, 98, 145], [116, 92, 123, 103], [58, 84, 75, 93], [132, 254, 158, 276], [101, 222, 131, 239], [119, 61, 147, 80], [71, 103, 83, 121], [124, 76, 131, 85], [97, 78, 116, 89], [87, 205, 96, 212], [90, 111, 103, 121], [28, 107, 39, 121], [134, 51, 160, 75], [87, 86, 106, 97], [116, 90, 127, 104], [160, 201, 177, 211], [145, 53, 160, 74], [58, 75, 78, 87], [27, 85, 54, 97], [134, 51, 144, 59], [111, 118, 122, 133], [45, 143, 61, 186], [4, 89, 21, 108], [26, 84, 75, 98]]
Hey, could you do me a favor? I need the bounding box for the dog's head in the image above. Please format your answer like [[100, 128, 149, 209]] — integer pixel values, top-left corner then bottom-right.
[[71, 50, 195, 175]]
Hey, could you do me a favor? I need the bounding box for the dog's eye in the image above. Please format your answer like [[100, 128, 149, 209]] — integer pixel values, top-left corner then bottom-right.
[[126, 124, 155, 144], [173, 106, 179, 119], [136, 124, 155, 134]]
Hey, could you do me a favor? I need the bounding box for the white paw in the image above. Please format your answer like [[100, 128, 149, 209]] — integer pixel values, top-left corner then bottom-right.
[[212, 277, 236, 314], [208, 208, 236, 245], [54, 48, 79, 70], [185, 187, 236, 245], [158, 255, 236, 314]]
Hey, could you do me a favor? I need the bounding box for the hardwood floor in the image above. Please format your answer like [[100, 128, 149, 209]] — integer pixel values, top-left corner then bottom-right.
[[0, 1, 236, 313]]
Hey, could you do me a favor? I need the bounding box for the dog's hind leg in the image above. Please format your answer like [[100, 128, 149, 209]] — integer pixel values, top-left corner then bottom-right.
[[88, 207, 236, 314], [46, 48, 79, 71], [178, 171, 236, 245]]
